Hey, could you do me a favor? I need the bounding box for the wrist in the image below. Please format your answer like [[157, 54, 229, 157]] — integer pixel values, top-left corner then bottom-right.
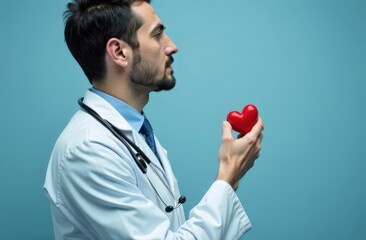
[[216, 174, 238, 191]]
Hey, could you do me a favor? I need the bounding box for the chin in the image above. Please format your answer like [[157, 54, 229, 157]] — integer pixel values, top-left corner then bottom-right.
[[154, 75, 176, 92]]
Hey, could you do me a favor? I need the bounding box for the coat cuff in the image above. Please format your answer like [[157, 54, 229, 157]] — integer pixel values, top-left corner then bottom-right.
[[212, 180, 252, 237], [187, 180, 252, 240]]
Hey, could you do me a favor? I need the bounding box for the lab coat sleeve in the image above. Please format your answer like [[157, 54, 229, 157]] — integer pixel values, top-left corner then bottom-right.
[[174, 180, 252, 239], [56, 139, 251, 240]]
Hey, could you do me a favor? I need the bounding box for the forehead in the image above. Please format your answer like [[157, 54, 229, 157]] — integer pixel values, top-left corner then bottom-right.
[[131, 2, 162, 33]]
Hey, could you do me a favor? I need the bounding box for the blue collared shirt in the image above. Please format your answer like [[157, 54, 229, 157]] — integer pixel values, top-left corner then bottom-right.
[[90, 88, 144, 132]]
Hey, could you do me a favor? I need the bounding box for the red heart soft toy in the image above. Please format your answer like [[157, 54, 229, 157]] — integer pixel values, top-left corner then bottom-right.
[[227, 104, 259, 134]]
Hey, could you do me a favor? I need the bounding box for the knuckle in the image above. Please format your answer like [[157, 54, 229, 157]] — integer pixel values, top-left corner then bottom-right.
[[245, 136, 256, 145], [256, 144, 261, 151]]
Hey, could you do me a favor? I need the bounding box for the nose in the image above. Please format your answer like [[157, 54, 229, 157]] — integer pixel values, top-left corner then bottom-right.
[[165, 35, 178, 56]]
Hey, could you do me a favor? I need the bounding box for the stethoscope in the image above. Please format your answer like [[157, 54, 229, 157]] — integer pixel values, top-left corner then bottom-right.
[[78, 98, 186, 213]]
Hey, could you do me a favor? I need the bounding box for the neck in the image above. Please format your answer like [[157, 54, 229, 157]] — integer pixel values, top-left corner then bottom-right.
[[93, 80, 149, 113]]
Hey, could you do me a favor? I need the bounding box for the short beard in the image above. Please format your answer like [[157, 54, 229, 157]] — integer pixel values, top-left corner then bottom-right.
[[129, 49, 176, 92]]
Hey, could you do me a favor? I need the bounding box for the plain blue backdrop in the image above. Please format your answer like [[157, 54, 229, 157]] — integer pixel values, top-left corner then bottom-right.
[[1, 0, 365, 239]]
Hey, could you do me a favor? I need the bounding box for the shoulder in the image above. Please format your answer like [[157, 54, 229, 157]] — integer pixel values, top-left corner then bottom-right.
[[54, 109, 133, 165], [48, 110, 139, 191]]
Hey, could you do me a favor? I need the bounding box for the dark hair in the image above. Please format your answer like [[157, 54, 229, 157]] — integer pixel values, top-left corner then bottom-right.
[[64, 0, 151, 83]]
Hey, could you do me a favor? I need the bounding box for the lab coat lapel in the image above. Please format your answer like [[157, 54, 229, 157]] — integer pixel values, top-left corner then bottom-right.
[[82, 90, 169, 184], [154, 138, 175, 192]]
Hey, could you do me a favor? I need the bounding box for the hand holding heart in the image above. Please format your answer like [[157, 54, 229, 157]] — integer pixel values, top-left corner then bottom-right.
[[217, 104, 264, 191]]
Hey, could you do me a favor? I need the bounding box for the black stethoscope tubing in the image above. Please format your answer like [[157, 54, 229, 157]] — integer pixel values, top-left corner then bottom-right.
[[78, 98, 186, 212], [78, 98, 150, 173]]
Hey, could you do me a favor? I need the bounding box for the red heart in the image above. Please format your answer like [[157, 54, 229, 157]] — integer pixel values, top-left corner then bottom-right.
[[227, 104, 259, 134]]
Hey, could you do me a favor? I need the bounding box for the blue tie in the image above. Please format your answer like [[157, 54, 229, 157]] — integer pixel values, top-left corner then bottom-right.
[[140, 116, 160, 162]]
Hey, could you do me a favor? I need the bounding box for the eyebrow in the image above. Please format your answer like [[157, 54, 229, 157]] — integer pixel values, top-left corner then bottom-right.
[[150, 23, 166, 34]]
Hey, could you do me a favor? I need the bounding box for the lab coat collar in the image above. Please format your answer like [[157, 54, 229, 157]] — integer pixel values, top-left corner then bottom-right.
[[81, 90, 171, 185], [82, 89, 133, 132]]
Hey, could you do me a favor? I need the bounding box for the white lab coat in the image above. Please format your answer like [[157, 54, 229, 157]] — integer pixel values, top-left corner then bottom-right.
[[44, 90, 252, 240]]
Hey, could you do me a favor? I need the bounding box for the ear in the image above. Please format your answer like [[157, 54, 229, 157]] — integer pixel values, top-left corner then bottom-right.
[[106, 38, 131, 68]]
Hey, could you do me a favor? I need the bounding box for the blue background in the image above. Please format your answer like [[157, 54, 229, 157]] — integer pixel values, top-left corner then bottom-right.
[[1, 0, 365, 239]]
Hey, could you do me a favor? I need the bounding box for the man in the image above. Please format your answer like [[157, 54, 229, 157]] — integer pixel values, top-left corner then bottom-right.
[[44, 0, 264, 239]]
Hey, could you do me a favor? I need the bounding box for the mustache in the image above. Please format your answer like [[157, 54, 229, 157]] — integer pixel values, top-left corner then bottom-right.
[[166, 56, 174, 67]]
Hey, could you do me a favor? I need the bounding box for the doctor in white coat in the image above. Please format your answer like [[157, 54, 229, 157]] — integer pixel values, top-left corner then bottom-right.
[[44, 0, 264, 239]]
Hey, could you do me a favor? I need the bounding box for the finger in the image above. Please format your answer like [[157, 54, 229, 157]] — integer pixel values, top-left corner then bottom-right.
[[245, 141, 260, 162], [222, 121, 233, 140], [252, 133, 263, 157], [253, 116, 264, 133], [258, 133, 264, 143], [245, 117, 264, 139], [241, 156, 256, 177], [255, 135, 262, 153], [237, 117, 264, 146]]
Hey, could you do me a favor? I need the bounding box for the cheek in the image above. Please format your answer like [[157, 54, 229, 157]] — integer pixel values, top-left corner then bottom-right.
[[140, 43, 164, 61], [151, 50, 164, 63]]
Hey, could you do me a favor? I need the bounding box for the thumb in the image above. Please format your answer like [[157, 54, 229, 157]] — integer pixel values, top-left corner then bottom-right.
[[222, 121, 233, 140]]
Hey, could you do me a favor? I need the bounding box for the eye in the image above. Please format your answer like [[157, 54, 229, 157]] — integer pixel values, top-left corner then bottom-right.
[[153, 25, 166, 40], [154, 31, 164, 40]]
